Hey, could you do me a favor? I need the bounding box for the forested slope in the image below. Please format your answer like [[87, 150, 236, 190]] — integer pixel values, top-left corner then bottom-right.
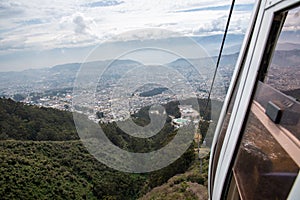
[[0, 98, 199, 199]]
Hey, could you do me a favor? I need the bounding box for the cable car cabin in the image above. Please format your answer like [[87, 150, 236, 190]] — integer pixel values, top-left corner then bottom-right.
[[209, 0, 300, 199]]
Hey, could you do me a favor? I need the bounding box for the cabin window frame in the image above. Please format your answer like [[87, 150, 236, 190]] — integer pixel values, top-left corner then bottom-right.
[[210, 0, 300, 199]]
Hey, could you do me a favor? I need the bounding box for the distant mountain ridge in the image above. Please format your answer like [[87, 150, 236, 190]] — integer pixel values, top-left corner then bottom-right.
[[0, 49, 299, 97], [272, 49, 300, 68], [276, 42, 300, 51], [0, 59, 141, 95]]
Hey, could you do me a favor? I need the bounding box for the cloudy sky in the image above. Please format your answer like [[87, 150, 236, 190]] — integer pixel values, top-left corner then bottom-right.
[[0, 0, 255, 71]]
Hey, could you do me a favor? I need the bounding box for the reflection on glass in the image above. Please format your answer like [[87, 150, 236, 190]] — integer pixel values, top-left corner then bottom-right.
[[211, 78, 240, 188], [209, 0, 255, 188], [232, 6, 300, 200], [233, 112, 298, 200], [265, 6, 300, 100], [254, 82, 300, 140]]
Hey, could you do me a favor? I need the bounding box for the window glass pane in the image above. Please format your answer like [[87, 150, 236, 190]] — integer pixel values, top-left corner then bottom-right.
[[254, 82, 300, 140], [265, 7, 300, 100], [211, 78, 240, 188], [210, 0, 255, 188], [232, 5, 300, 200], [205, 0, 255, 138], [210, 1, 255, 101], [233, 111, 298, 200]]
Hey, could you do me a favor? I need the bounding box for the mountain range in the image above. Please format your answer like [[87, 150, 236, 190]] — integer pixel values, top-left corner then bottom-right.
[[0, 48, 299, 97]]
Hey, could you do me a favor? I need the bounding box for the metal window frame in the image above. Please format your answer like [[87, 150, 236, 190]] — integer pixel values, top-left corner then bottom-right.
[[210, 0, 300, 199], [208, 0, 261, 197]]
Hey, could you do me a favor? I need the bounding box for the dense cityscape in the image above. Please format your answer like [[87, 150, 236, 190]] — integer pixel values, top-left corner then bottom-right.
[[1, 48, 298, 125], [0, 57, 234, 123]]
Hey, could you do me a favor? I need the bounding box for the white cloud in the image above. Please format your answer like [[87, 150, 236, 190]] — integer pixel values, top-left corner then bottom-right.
[[283, 7, 300, 32], [73, 15, 88, 34], [0, 0, 255, 55], [194, 15, 227, 35]]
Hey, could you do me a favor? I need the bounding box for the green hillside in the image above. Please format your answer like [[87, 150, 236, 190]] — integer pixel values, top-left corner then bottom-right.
[[0, 98, 203, 199], [0, 98, 78, 141], [139, 154, 209, 200], [0, 140, 145, 199]]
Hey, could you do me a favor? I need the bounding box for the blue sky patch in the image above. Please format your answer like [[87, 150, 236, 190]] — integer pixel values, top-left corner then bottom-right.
[[84, 0, 124, 8], [176, 3, 254, 13], [19, 19, 45, 25]]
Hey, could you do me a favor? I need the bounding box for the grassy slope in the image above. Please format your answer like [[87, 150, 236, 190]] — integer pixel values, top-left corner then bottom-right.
[[139, 153, 209, 200]]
